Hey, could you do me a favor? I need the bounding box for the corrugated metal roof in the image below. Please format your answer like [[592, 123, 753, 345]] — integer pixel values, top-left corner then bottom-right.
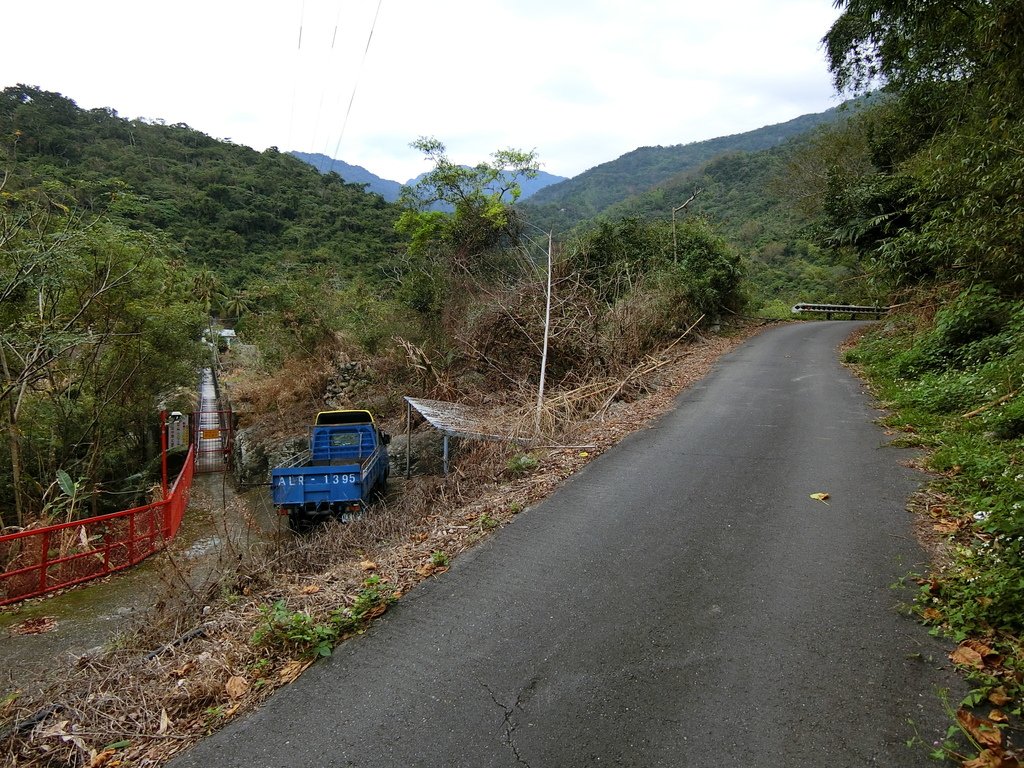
[[404, 397, 528, 443]]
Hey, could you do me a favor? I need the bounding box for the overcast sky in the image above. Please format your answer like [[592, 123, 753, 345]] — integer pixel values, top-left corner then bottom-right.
[[3, 1, 844, 182]]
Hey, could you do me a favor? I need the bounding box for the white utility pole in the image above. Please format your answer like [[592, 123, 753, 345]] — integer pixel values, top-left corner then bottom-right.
[[672, 187, 704, 262], [535, 231, 553, 432]]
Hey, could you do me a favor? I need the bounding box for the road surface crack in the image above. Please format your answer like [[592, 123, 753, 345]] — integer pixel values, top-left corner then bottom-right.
[[481, 681, 536, 768]]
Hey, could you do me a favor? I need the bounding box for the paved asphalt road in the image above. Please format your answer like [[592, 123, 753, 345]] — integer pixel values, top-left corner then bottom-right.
[[170, 322, 962, 768]]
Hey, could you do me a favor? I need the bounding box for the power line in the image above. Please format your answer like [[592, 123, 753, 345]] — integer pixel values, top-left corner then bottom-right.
[[286, 0, 307, 152], [328, 0, 383, 175], [308, 0, 347, 151]]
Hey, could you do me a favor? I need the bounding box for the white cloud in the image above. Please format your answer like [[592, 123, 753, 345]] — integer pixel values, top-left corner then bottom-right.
[[1, 0, 843, 181]]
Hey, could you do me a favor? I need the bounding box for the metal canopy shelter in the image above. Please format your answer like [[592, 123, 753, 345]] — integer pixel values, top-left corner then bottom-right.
[[403, 397, 529, 477]]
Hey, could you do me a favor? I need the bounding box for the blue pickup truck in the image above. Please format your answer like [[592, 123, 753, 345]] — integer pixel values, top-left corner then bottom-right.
[[271, 410, 390, 531]]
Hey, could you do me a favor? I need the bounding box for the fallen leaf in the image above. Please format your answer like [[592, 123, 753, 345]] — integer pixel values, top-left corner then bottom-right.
[[578, 451, 590, 457], [299, 584, 320, 595], [967, 640, 1002, 667], [359, 560, 377, 572], [951, 640, 1001, 670], [922, 607, 943, 622], [989, 709, 1009, 723], [362, 603, 389, 621], [988, 687, 1013, 707], [809, 492, 830, 504], [951, 645, 986, 670], [47, 721, 89, 751], [39, 719, 70, 739], [962, 747, 1021, 768], [88, 750, 116, 768], [278, 660, 313, 685], [933, 520, 961, 534], [957, 709, 1002, 749], [225, 676, 249, 700], [11, 617, 57, 635], [157, 708, 171, 735], [964, 639, 999, 658]]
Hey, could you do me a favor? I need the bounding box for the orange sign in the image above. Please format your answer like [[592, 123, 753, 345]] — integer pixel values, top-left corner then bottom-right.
[[201, 429, 221, 440]]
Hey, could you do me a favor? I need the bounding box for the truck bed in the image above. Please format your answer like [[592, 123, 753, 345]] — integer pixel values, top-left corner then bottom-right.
[[271, 462, 365, 507]]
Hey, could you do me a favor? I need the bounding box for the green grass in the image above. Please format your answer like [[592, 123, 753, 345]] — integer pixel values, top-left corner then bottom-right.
[[847, 292, 1024, 762]]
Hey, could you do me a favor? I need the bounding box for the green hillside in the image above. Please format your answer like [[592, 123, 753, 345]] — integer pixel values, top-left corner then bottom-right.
[[1, 86, 402, 286], [0, 85, 406, 526], [522, 106, 848, 233]]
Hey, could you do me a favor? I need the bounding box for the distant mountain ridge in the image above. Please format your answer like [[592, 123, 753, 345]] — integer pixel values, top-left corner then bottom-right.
[[294, 102, 853, 225], [290, 152, 404, 200], [291, 151, 568, 203], [521, 104, 851, 232]]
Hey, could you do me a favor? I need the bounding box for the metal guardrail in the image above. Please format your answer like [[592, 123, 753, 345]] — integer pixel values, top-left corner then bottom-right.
[[791, 303, 890, 319]]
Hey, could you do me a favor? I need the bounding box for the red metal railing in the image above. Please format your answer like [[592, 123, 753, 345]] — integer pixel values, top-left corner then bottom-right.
[[0, 445, 196, 607]]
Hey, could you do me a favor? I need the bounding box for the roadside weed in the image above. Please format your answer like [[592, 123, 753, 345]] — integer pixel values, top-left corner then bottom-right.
[[506, 453, 539, 475], [251, 576, 396, 658], [430, 550, 450, 567], [851, 293, 1024, 764]]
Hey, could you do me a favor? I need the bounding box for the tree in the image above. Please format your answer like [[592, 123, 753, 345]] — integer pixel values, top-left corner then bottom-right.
[[0, 180, 204, 526], [219, 289, 252, 320], [396, 138, 540, 271], [823, 0, 1024, 105], [192, 267, 225, 316], [572, 216, 741, 316], [823, 2, 982, 94], [820, 1, 1024, 292]]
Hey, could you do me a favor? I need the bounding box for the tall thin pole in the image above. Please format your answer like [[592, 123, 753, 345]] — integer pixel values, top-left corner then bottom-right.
[[535, 232, 553, 432], [671, 188, 704, 262], [405, 399, 412, 479], [672, 207, 678, 263], [160, 410, 169, 500]]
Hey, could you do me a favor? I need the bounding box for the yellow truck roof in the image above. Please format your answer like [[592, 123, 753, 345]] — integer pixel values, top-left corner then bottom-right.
[[314, 409, 375, 426]]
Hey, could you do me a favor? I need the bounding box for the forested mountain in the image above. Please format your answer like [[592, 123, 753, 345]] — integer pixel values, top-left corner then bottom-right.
[[292, 150, 568, 204], [521, 105, 850, 233], [0, 86, 403, 286]]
